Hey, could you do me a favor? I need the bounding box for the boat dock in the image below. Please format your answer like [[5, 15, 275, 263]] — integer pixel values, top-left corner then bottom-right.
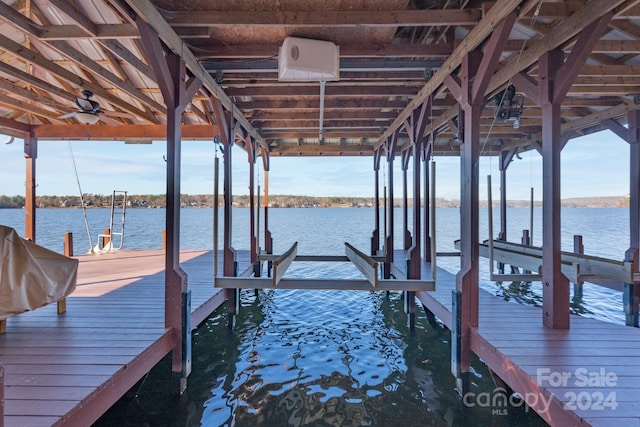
[[2, 0, 640, 425], [390, 257, 640, 427], [2, 247, 638, 426], [0, 249, 241, 427]]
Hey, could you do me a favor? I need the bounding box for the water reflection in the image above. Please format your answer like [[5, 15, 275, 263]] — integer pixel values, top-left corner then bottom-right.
[[492, 279, 592, 317], [189, 289, 546, 427], [493, 280, 543, 307], [94, 282, 547, 426]]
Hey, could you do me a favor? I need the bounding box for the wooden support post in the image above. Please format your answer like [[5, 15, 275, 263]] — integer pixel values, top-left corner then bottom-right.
[[423, 142, 432, 263], [410, 139, 422, 281], [0, 365, 3, 427], [246, 137, 259, 275], [444, 11, 516, 392], [446, 49, 483, 396], [59, 231, 71, 315], [401, 150, 412, 250], [498, 150, 515, 273], [539, 49, 570, 329], [371, 150, 381, 256], [214, 156, 219, 277], [137, 19, 203, 393], [214, 103, 239, 321], [264, 170, 272, 255], [625, 111, 640, 327], [573, 235, 584, 300], [102, 228, 111, 248], [512, 15, 611, 329], [64, 232, 73, 257], [604, 112, 640, 326], [384, 133, 398, 279], [262, 151, 273, 277], [24, 135, 36, 242]]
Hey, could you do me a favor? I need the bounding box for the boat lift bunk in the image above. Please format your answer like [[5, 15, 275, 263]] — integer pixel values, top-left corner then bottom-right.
[[214, 241, 435, 292]]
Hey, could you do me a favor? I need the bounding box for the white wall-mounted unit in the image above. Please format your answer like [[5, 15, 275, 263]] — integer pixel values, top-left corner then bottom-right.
[[278, 37, 340, 82]]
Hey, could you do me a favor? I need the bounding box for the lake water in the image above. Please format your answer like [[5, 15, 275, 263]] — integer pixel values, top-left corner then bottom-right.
[[0, 207, 631, 426]]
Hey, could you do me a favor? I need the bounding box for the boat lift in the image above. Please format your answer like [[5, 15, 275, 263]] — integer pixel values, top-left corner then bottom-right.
[[214, 241, 435, 291]]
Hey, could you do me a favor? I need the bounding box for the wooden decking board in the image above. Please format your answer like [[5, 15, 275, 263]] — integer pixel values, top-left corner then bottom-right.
[[5, 374, 112, 387], [0, 249, 230, 427], [4, 364, 121, 376], [397, 253, 640, 427], [5, 400, 78, 417], [0, 347, 149, 356], [5, 386, 96, 400], [6, 416, 60, 427]]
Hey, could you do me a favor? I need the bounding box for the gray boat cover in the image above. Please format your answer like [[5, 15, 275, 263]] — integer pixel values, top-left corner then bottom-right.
[[0, 225, 78, 319]]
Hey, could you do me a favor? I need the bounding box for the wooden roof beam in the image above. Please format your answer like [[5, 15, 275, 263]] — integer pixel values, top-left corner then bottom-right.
[[121, 0, 266, 149], [31, 123, 220, 139], [161, 9, 482, 27], [225, 86, 419, 98], [375, 0, 523, 149], [421, 0, 636, 149], [39, 24, 139, 40], [191, 43, 453, 59], [234, 99, 410, 110], [47, 0, 97, 36], [0, 33, 155, 123]]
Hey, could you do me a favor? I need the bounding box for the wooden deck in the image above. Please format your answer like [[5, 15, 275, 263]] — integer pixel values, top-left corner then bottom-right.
[[407, 258, 640, 427], [0, 249, 231, 427]]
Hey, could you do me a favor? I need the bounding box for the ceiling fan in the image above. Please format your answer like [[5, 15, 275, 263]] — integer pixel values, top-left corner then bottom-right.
[[58, 90, 133, 125]]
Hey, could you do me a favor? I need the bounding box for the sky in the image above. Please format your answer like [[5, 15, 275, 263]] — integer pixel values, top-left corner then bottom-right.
[[0, 129, 631, 201]]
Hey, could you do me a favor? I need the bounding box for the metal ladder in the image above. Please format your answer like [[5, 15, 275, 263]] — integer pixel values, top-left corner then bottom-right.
[[97, 190, 127, 251]]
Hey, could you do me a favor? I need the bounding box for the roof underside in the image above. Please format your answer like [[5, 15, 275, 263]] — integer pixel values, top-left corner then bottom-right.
[[1, 0, 639, 157]]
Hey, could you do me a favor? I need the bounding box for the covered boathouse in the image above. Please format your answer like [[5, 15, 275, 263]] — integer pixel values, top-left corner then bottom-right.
[[1, 0, 640, 425]]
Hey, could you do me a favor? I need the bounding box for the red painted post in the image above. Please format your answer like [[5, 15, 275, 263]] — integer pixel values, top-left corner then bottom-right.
[[540, 49, 570, 329], [625, 111, 640, 327], [384, 133, 398, 279], [24, 136, 36, 242], [423, 145, 432, 263], [162, 229, 167, 251], [102, 228, 111, 248], [445, 9, 518, 386], [0, 365, 4, 427], [401, 150, 412, 250], [64, 232, 73, 257], [410, 142, 421, 280], [371, 150, 381, 256], [264, 169, 273, 255], [247, 138, 258, 268]]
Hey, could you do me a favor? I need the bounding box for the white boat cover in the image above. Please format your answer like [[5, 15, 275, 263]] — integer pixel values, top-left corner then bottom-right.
[[0, 225, 78, 319]]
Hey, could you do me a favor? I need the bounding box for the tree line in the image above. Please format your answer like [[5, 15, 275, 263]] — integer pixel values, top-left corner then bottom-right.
[[0, 194, 378, 209]]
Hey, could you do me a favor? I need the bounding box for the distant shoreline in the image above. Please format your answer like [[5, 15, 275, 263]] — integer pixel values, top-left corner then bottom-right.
[[0, 194, 628, 209]]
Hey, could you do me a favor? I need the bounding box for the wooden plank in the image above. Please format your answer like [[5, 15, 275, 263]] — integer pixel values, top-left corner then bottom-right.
[[163, 9, 482, 26], [272, 242, 298, 287], [345, 242, 378, 287], [4, 416, 60, 427]]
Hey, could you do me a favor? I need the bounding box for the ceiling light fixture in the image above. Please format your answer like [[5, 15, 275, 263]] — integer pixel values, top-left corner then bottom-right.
[[75, 111, 100, 125]]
